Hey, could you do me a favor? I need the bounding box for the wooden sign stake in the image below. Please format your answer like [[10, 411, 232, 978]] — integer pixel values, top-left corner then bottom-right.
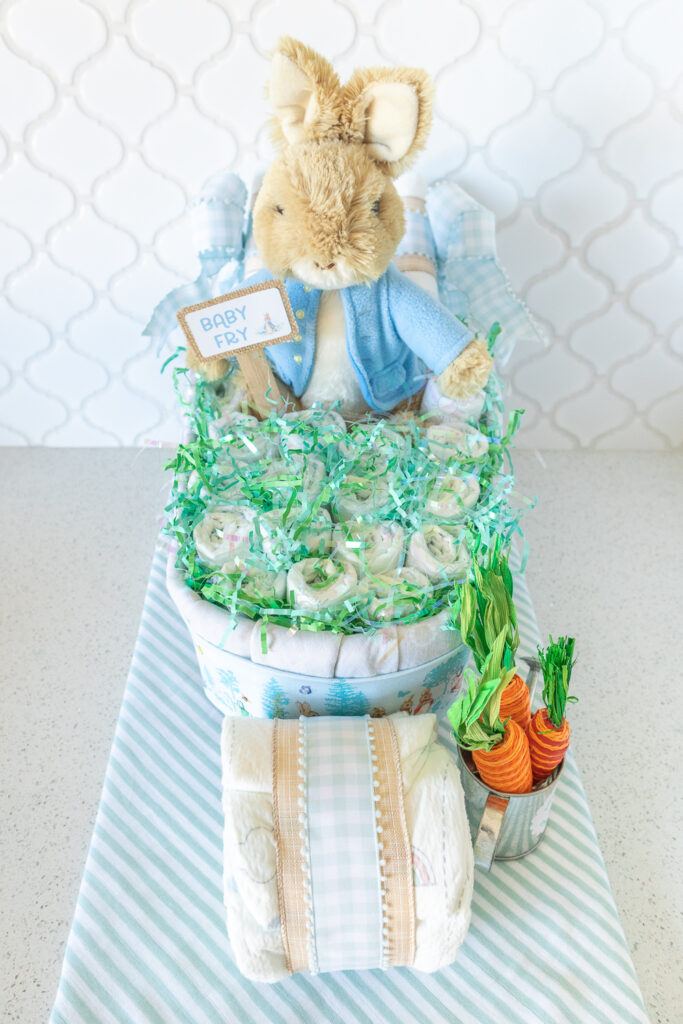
[[236, 348, 298, 418]]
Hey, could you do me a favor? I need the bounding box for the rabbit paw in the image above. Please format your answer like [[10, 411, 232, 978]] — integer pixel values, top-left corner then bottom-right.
[[437, 337, 493, 401]]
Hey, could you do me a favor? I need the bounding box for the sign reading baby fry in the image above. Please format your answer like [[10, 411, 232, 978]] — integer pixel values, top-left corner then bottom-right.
[[177, 279, 299, 415]]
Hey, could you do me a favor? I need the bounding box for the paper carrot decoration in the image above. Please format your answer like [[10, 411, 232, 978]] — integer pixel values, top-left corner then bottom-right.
[[473, 718, 533, 794], [448, 625, 533, 794], [499, 672, 531, 731], [528, 636, 577, 783]]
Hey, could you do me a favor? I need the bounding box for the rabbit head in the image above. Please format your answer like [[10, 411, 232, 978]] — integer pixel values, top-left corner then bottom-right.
[[253, 37, 433, 291]]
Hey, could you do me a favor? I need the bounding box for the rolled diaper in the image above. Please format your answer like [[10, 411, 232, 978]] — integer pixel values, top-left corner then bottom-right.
[[332, 521, 405, 576], [211, 565, 287, 604], [215, 428, 275, 466], [193, 505, 256, 569], [364, 567, 430, 622], [259, 508, 333, 561], [338, 425, 406, 479], [209, 410, 258, 440], [287, 557, 358, 611], [281, 408, 346, 451], [407, 524, 471, 582], [334, 475, 393, 520], [221, 713, 473, 981], [255, 454, 326, 505], [425, 420, 489, 461], [425, 471, 480, 519]]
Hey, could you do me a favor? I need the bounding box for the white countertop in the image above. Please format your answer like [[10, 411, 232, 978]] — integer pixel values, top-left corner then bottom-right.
[[1, 448, 681, 1024]]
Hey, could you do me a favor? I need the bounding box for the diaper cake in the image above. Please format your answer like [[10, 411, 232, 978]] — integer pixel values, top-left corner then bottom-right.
[[149, 36, 540, 721], [143, 36, 563, 982]]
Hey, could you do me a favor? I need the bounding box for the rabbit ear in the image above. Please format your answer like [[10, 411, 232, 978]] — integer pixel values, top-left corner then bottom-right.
[[345, 67, 434, 176], [268, 37, 341, 145]]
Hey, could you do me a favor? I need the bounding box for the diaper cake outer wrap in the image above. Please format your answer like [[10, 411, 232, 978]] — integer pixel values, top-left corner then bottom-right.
[[221, 711, 473, 981]]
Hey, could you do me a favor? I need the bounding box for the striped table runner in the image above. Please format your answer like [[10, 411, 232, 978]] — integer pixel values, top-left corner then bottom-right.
[[50, 544, 649, 1024]]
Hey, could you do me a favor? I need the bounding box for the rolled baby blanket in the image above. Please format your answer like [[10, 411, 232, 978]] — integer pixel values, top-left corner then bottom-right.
[[335, 625, 399, 677], [193, 505, 256, 569], [287, 556, 358, 611], [425, 471, 480, 520], [250, 621, 342, 677], [396, 609, 460, 670], [407, 524, 471, 582], [221, 712, 473, 981], [332, 521, 405, 576]]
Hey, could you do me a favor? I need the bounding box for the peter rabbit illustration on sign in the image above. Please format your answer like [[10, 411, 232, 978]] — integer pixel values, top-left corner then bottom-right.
[[188, 37, 492, 418]]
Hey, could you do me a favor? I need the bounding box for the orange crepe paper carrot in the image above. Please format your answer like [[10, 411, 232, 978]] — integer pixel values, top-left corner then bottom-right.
[[473, 718, 533, 794], [499, 673, 531, 731], [529, 636, 577, 783], [527, 709, 570, 783]]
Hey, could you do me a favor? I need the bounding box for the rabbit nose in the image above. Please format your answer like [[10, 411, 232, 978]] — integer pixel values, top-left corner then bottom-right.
[[314, 261, 336, 270]]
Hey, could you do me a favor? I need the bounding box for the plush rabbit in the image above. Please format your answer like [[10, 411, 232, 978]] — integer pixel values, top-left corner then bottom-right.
[[189, 37, 492, 417]]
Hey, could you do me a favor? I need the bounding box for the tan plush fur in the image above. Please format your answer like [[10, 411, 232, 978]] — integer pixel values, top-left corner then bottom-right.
[[253, 141, 405, 288], [189, 37, 491, 401], [437, 337, 493, 399], [254, 37, 433, 290]]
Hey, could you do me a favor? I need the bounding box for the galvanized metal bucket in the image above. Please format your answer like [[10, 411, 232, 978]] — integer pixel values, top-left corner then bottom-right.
[[457, 750, 564, 870], [456, 657, 563, 871]]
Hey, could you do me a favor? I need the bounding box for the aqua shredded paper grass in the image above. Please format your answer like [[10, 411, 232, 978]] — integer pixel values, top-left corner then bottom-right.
[[164, 367, 532, 640]]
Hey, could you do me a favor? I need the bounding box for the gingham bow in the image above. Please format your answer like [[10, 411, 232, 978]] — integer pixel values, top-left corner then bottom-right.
[[143, 171, 248, 353]]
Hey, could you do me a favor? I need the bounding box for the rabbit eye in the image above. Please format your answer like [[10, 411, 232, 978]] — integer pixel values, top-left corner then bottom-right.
[[274, 204, 284, 215], [372, 199, 380, 215]]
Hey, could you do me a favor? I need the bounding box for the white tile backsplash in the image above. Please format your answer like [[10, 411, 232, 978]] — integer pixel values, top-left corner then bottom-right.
[[0, 0, 681, 447]]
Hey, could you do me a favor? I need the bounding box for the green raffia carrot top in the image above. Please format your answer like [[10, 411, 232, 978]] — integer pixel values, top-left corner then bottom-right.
[[537, 636, 578, 727], [448, 545, 518, 750], [163, 359, 533, 641]]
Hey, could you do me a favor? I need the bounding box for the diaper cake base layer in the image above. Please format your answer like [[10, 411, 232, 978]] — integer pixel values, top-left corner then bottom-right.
[[167, 554, 469, 719]]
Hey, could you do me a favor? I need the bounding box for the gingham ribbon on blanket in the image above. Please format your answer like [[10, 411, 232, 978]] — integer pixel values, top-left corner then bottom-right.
[[273, 716, 415, 975], [142, 172, 247, 352], [426, 176, 546, 363]]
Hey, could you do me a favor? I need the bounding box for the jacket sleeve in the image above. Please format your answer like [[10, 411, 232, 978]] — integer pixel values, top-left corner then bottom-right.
[[386, 265, 474, 374]]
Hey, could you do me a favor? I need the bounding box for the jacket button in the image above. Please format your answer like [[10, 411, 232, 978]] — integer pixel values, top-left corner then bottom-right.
[[294, 334, 302, 341], [293, 354, 302, 363], [303, 285, 311, 292], [296, 309, 305, 319]]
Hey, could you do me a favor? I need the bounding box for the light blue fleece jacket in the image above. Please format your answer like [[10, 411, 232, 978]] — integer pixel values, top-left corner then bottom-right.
[[241, 264, 473, 412]]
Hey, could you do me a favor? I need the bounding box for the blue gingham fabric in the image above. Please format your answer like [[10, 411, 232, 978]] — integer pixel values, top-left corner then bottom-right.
[[304, 717, 383, 973], [426, 175, 546, 363], [144, 170, 544, 364], [395, 210, 436, 261], [143, 172, 247, 352]]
